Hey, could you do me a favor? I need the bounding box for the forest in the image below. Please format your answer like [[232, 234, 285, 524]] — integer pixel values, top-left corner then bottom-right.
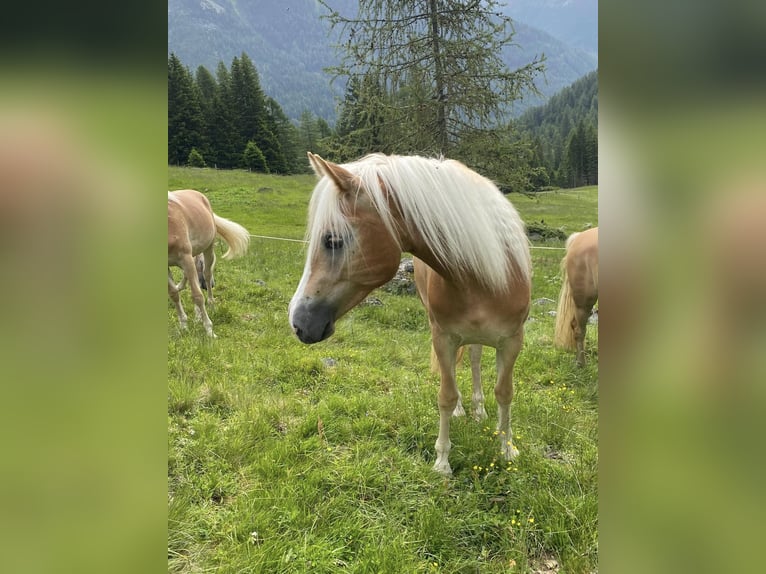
[[168, 2, 597, 190]]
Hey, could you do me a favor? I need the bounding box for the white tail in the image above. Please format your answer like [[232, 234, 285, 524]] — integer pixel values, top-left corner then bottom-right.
[[553, 232, 579, 350], [213, 214, 250, 260]]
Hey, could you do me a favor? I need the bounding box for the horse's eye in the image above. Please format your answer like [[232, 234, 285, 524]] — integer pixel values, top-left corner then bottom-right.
[[323, 233, 344, 250]]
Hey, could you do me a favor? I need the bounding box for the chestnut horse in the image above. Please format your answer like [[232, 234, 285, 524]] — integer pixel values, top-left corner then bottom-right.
[[289, 153, 531, 475], [168, 189, 250, 337], [554, 227, 599, 365]]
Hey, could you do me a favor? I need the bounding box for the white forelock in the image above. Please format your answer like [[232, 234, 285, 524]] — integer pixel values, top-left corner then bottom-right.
[[306, 153, 531, 291]]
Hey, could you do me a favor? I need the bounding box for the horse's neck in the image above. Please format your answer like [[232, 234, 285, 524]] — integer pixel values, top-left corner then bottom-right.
[[401, 227, 460, 283]]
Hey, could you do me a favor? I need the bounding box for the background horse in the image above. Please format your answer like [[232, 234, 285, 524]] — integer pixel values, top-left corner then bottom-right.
[[168, 189, 250, 337], [554, 227, 599, 365], [290, 153, 531, 475]]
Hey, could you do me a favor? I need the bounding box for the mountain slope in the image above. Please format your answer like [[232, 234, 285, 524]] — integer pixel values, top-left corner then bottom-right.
[[517, 70, 598, 187], [505, 19, 597, 113], [168, 0, 597, 122], [168, 0, 342, 121], [501, 0, 598, 57]]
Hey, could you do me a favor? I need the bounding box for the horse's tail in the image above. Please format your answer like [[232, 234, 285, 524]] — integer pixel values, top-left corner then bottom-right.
[[213, 214, 250, 260], [554, 232, 579, 351], [430, 345, 465, 373]]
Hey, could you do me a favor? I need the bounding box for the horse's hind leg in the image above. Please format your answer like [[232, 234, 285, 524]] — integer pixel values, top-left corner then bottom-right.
[[202, 247, 216, 305], [180, 254, 215, 338], [168, 269, 187, 330], [195, 255, 207, 290], [572, 305, 592, 366], [432, 331, 461, 475], [452, 346, 467, 417], [495, 330, 524, 461], [469, 345, 487, 421]]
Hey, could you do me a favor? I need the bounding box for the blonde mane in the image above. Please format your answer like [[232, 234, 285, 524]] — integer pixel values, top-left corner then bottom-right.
[[306, 153, 531, 291]]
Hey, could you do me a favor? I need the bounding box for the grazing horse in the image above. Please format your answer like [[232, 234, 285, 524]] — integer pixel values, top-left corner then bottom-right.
[[168, 189, 250, 337], [289, 153, 531, 475], [554, 227, 599, 365]]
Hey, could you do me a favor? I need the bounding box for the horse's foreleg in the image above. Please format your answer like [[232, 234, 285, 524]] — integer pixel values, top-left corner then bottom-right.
[[180, 255, 215, 338], [469, 345, 487, 421], [168, 270, 187, 329], [495, 331, 523, 461], [432, 331, 460, 475]]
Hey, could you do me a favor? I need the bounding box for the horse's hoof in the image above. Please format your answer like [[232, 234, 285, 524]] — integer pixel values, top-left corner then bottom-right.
[[501, 442, 519, 460], [433, 461, 453, 476], [452, 403, 466, 417], [472, 408, 488, 422]]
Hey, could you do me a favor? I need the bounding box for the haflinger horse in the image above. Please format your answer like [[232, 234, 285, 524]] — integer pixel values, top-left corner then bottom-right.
[[554, 227, 598, 365], [168, 189, 250, 338], [289, 153, 531, 475]]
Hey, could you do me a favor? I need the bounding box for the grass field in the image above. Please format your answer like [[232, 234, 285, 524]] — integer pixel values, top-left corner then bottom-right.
[[168, 166, 598, 573]]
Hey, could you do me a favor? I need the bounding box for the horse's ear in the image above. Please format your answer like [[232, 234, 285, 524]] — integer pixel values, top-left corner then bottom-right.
[[309, 154, 358, 193], [307, 152, 325, 179]]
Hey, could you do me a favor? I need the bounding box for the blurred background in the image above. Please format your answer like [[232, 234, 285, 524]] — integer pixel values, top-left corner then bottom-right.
[[0, 2, 167, 573], [1, 1, 764, 572], [600, 1, 766, 573]]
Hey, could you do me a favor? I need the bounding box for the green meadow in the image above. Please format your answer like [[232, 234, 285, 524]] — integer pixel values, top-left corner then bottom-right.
[[168, 166, 598, 573]]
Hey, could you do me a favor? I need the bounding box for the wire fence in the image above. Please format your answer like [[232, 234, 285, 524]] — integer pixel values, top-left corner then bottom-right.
[[248, 234, 566, 250]]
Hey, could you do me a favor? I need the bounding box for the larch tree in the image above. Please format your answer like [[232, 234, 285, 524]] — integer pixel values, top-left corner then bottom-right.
[[322, 0, 545, 156]]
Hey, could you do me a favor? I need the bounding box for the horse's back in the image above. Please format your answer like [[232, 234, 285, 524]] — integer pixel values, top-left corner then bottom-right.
[[169, 189, 214, 218], [168, 190, 217, 260]]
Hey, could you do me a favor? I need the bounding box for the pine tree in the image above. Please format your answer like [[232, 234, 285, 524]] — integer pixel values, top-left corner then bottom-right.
[[195, 65, 218, 161], [267, 97, 302, 174], [299, 110, 320, 154], [262, 109, 289, 174], [168, 53, 204, 165], [187, 148, 206, 167], [228, 53, 290, 172], [242, 141, 269, 173], [333, 74, 388, 160], [204, 62, 242, 168], [564, 121, 588, 187], [584, 122, 598, 185]]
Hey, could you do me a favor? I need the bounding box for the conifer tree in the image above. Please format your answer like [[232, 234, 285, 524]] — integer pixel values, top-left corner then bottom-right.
[[267, 97, 302, 174], [195, 65, 218, 161], [187, 148, 206, 167], [242, 141, 269, 173], [202, 62, 241, 168], [168, 53, 204, 165], [229, 53, 289, 172], [322, 0, 544, 156]]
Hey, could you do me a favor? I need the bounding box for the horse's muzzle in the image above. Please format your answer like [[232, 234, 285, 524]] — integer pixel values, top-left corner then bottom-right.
[[290, 300, 336, 344]]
